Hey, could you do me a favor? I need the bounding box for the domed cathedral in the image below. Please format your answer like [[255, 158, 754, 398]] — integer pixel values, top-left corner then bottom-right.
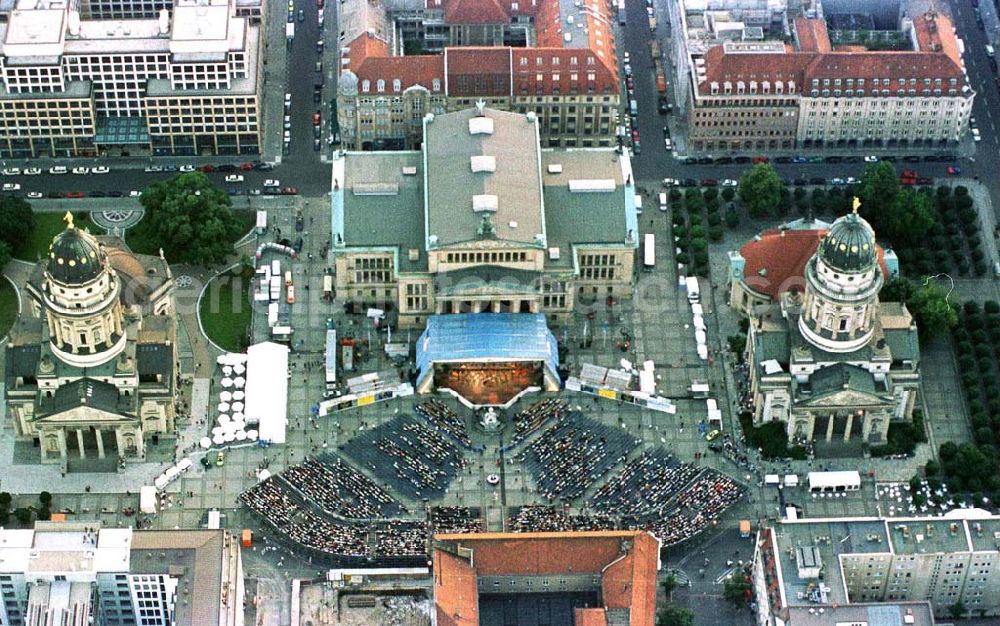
[[745, 199, 922, 456], [5, 213, 177, 468]]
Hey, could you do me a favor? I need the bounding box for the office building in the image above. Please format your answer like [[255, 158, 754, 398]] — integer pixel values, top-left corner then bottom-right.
[[752, 512, 1000, 624], [5, 215, 177, 466], [742, 208, 920, 450], [331, 105, 639, 329], [0, 523, 244, 626], [0, 0, 262, 157], [336, 0, 620, 151], [687, 12, 973, 151]]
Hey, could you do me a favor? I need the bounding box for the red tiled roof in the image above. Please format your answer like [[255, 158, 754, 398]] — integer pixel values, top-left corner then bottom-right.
[[794, 17, 831, 53], [512, 48, 619, 96], [700, 13, 967, 97], [911, 11, 963, 68], [738, 228, 888, 301], [433, 549, 479, 626], [445, 47, 512, 97], [432, 531, 659, 626], [343, 31, 390, 73], [700, 46, 811, 93], [574, 608, 608, 626], [443, 0, 508, 24], [353, 54, 445, 93]]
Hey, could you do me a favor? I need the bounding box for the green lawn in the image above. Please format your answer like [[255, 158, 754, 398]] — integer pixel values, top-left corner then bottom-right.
[[199, 270, 253, 352], [15, 212, 94, 262], [0, 277, 18, 339]]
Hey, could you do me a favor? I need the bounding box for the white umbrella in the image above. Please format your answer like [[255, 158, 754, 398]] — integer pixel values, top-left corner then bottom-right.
[[232, 402, 244, 413], [233, 391, 245, 401], [219, 391, 233, 402], [233, 376, 246, 388], [212, 426, 224, 437], [200, 437, 212, 449], [247, 429, 259, 441], [223, 431, 236, 442], [220, 377, 234, 388], [232, 411, 245, 422], [218, 414, 231, 424], [217, 402, 231, 413], [223, 366, 233, 376], [212, 434, 225, 445], [234, 363, 246, 375], [236, 430, 248, 441]]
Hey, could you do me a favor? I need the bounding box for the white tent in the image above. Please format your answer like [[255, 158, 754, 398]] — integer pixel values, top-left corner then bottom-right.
[[222, 366, 233, 376], [247, 429, 259, 441], [217, 353, 248, 366], [220, 378, 233, 388], [200, 437, 212, 449], [217, 402, 230, 413], [244, 342, 289, 444], [807, 471, 861, 493], [233, 376, 246, 388], [234, 363, 246, 375], [232, 390, 245, 401], [219, 391, 233, 402], [232, 401, 245, 413]]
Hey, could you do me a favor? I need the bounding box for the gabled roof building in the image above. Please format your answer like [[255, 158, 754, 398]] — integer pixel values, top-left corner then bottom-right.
[[687, 11, 974, 152], [336, 0, 620, 151]]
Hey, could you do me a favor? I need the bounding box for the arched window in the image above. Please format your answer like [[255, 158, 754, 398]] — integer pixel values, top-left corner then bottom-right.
[[361, 80, 370, 92], [376, 79, 385, 92], [393, 79, 401, 92]]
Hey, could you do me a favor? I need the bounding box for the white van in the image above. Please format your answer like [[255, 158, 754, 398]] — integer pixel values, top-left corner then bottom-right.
[[658, 192, 667, 211], [684, 276, 700, 303], [634, 194, 643, 215]]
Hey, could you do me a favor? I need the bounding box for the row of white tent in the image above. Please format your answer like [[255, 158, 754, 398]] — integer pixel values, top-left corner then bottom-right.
[[153, 458, 193, 491]]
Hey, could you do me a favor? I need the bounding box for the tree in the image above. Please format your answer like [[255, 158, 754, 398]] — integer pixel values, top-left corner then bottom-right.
[[0, 196, 33, 252], [39, 491, 52, 506], [858, 161, 899, 215], [37, 506, 51, 521], [0, 240, 10, 271], [879, 278, 956, 342], [138, 172, 242, 266], [857, 162, 935, 247], [723, 574, 752, 606], [662, 572, 678, 600], [949, 600, 966, 619], [13, 507, 31, 526], [0, 492, 11, 509], [739, 163, 785, 218], [657, 603, 694, 626], [906, 279, 958, 341]]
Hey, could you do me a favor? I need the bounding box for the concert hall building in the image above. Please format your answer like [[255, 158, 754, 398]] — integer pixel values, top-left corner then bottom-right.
[[330, 104, 640, 330]]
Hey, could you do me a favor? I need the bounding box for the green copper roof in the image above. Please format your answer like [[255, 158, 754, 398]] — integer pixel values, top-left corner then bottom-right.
[[818, 212, 877, 273], [48, 227, 103, 284]]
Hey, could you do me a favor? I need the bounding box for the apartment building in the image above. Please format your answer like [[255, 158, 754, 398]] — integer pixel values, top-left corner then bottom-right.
[[0, 0, 262, 158], [335, 0, 619, 151], [752, 513, 1000, 625], [688, 13, 973, 151], [0, 523, 244, 626], [331, 105, 639, 328]]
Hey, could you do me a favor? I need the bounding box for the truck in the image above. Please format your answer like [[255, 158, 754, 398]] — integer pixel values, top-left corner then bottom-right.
[[649, 40, 660, 60], [140, 486, 158, 514], [285, 22, 294, 46], [269, 276, 281, 301], [322, 274, 333, 301], [649, 16, 656, 31], [656, 70, 667, 94], [617, 0, 625, 24], [684, 276, 700, 303]]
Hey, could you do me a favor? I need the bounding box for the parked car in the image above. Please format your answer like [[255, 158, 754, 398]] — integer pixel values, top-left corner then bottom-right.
[[733, 156, 751, 164], [26, 191, 42, 199], [1, 167, 20, 175], [863, 155, 879, 163], [88, 190, 107, 198], [255, 162, 275, 171], [721, 179, 738, 187], [714, 156, 733, 165], [66, 191, 85, 198], [225, 174, 244, 183], [282, 186, 299, 195], [49, 166, 68, 174], [809, 177, 826, 185], [700, 178, 718, 187], [752, 155, 769, 164], [264, 179, 280, 187], [947, 166, 962, 175], [92, 166, 110, 174], [144, 165, 163, 173], [2, 183, 20, 191], [71, 167, 90, 175], [129, 190, 143, 197]]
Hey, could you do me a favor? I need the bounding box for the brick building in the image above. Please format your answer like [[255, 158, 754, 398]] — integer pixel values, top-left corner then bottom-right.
[[433, 530, 660, 626]]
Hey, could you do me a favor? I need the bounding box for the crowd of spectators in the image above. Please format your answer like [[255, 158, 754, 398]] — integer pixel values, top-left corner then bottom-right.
[[277, 454, 404, 520], [518, 411, 639, 501], [341, 415, 463, 501], [508, 399, 569, 448], [430, 506, 484, 534], [645, 472, 743, 546], [414, 399, 473, 448], [374, 521, 428, 557], [590, 449, 699, 517], [508, 506, 618, 533]]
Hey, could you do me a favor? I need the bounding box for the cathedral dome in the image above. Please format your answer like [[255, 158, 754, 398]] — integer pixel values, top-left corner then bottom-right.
[[817, 211, 877, 273], [48, 221, 104, 285]]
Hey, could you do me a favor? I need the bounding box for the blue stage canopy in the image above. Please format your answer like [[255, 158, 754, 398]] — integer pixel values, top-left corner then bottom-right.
[[416, 313, 560, 391]]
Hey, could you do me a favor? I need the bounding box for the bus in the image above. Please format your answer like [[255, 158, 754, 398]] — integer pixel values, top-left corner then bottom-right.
[[643, 234, 655, 271]]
